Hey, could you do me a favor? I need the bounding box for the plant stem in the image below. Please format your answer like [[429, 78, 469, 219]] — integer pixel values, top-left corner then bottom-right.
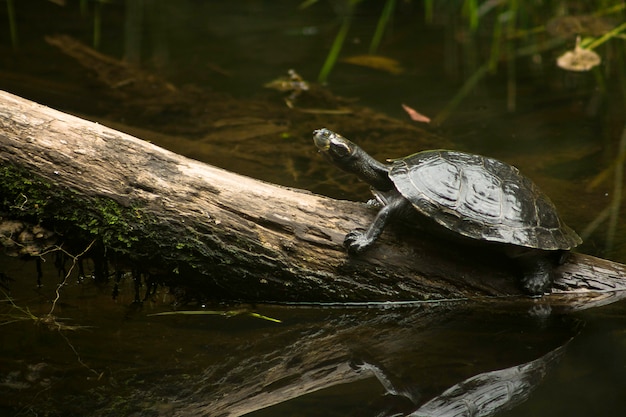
[[424, 0, 433, 23], [463, 0, 479, 31], [586, 21, 626, 50], [432, 63, 490, 126], [318, 12, 353, 83], [7, 0, 18, 50], [93, 0, 103, 49], [506, 0, 517, 112], [369, 0, 396, 54], [606, 124, 626, 252]]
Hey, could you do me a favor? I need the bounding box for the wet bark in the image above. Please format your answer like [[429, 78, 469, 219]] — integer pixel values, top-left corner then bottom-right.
[[1, 90, 626, 302]]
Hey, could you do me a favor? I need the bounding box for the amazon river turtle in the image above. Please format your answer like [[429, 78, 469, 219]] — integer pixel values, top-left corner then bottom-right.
[[313, 128, 581, 295]]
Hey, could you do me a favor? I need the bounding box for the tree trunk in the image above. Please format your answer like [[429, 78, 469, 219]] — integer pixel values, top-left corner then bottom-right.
[[1, 90, 625, 302]]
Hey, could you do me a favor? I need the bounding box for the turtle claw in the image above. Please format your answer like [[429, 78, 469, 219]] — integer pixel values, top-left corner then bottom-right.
[[344, 229, 372, 254]]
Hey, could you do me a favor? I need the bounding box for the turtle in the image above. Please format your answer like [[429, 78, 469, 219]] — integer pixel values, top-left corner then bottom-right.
[[313, 128, 582, 295]]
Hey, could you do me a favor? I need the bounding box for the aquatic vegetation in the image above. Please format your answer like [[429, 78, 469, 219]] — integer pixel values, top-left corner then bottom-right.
[[309, 0, 625, 123], [317, 2, 354, 83], [428, 1, 626, 123], [149, 308, 282, 323], [6, 0, 17, 49]]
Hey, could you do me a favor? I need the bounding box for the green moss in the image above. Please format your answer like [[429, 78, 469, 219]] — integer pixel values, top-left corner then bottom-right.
[[0, 164, 149, 253], [0, 165, 52, 219], [0, 164, 228, 289]]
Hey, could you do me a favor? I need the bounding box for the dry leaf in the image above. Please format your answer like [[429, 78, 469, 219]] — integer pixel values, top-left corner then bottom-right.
[[402, 103, 431, 123], [341, 55, 404, 75]]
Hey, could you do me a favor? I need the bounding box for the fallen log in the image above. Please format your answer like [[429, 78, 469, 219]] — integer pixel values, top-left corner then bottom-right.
[[1, 90, 625, 303]]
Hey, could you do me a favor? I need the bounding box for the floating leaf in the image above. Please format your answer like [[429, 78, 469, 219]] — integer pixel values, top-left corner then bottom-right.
[[341, 55, 404, 75], [557, 37, 601, 72]]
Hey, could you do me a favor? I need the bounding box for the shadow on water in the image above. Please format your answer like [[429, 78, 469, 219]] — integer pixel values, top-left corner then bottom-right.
[[2, 1, 626, 416]]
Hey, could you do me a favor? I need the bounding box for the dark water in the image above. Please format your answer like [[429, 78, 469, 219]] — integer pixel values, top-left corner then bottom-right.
[[2, 1, 626, 416]]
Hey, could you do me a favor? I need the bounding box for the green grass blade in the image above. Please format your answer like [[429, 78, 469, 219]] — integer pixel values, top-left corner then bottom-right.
[[424, 0, 434, 23], [7, 0, 18, 50], [148, 309, 282, 323], [318, 13, 353, 83], [464, 0, 479, 31], [248, 312, 283, 323], [369, 0, 396, 54], [432, 63, 490, 126], [586, 21, 626, 50]]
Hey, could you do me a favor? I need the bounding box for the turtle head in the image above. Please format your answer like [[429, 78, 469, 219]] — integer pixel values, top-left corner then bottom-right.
[[313, 128, 358, 162], [313, 128, 393, 192]]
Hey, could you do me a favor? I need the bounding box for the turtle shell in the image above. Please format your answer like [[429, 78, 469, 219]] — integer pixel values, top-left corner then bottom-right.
[[389, 150, 582, 250]]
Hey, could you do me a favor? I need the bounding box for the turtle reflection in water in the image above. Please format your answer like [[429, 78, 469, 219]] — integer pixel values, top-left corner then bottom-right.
[[313, 128, 581, 296]]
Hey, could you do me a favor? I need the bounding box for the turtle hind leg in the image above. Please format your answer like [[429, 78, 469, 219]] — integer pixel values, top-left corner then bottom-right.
[[519, 255, 555, 296]]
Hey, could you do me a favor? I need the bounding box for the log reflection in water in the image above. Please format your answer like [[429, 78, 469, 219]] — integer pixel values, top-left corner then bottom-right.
[[171, 305, 577, 417]]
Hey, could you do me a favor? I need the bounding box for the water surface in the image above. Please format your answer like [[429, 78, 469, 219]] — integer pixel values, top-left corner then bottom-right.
[[1, 1, 626, 416]]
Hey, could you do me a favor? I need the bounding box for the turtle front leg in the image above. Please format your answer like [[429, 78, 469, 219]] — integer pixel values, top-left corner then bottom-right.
[[344, 196, 408, 254]]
